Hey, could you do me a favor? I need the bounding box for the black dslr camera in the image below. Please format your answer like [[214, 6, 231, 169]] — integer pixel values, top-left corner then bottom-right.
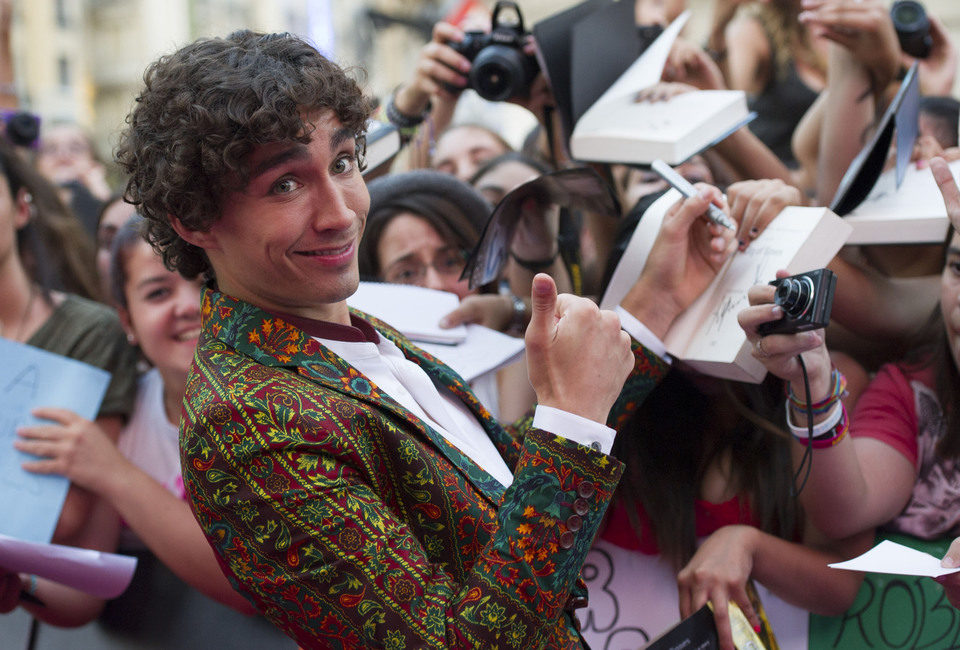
[[448, 1, 539, 102], [891, 0, 932, 59], [757, 268, 837, 336]]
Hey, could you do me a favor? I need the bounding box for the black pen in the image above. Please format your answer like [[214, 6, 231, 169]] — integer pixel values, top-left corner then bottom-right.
[[651, 158, 737, 231]]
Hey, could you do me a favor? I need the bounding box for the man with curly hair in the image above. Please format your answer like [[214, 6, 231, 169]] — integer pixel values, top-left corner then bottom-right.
[[116, 30, 703, 649]]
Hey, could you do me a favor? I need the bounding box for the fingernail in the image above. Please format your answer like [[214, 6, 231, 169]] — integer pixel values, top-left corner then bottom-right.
[[771, 305, 782, 317], [438, 317, 450, 328], [798, 11, 813, 21], [750, 227, 759, 236], [944, 556, 958, 568], [754, 624, 762, 634], [738, 239, 746, 249]]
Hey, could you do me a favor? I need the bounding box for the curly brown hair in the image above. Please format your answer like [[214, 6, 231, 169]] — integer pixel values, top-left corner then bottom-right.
[[115, 30, 374, 279]]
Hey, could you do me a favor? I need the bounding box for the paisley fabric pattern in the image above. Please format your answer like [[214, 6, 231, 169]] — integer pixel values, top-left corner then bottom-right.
[[181, 288, 667, 649]]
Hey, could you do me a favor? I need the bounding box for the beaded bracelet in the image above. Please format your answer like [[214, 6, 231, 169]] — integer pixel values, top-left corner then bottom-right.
[[788, 367, 847, 415], [385, 89, 431, 132], [786, 401, 849, 448]]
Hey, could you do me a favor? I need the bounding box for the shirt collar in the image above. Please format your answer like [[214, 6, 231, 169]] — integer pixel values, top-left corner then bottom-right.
[[266, 309, 380, 344]]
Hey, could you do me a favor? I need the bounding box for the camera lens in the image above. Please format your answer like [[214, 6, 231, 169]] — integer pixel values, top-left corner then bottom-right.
[[891, 0, 932, 58], [774, 276, 815, 319], [892, 2, 921, 24], [471, 45, 527, 102]]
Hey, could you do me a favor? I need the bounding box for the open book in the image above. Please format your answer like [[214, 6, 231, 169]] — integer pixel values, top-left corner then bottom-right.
[[601, 190, 852, 382], [843, 158, 958, 245], [569, 11, 751, 166]]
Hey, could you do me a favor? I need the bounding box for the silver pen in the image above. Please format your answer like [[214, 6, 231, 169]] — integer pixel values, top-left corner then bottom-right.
[[651, 159, 736, 231]]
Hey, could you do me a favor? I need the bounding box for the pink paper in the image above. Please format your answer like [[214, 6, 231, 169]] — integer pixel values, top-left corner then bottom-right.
[[0, 533, 137, 598]]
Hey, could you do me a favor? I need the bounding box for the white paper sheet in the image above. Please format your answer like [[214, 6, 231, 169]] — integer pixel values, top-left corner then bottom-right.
[[0, 338, 111, 543], [419, 325, 525, 382], [829, 539, 960, 578], [347, 282, 467, 344]]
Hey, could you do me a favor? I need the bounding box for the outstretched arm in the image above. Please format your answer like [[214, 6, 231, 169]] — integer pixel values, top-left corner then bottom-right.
[[17, 407, 253, 613], [677, 522, 871, 650]]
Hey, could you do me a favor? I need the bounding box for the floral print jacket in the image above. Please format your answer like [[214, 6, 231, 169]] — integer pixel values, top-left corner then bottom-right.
[[181, 288, 667, 649]]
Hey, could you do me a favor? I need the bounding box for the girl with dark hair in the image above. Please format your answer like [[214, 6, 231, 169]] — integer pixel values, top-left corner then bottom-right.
[[2, 136, 101, 300]]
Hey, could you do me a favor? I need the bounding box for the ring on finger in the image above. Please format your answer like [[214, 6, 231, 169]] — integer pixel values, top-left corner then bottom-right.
[[755, 337, 770, 359]]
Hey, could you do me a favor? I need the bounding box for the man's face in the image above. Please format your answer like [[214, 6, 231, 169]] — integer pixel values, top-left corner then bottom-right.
[[192, 111, 369, 323]]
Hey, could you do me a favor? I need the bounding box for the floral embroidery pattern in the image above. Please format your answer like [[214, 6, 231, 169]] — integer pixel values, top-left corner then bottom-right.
[[181, 288, 661, 648]]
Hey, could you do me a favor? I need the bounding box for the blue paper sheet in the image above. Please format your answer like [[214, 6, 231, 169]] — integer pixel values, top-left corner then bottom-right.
[[0, 338, 110, 543]]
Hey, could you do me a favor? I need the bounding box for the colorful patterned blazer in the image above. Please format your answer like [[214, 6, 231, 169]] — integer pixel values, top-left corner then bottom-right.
[[181, 288, 668, 649]]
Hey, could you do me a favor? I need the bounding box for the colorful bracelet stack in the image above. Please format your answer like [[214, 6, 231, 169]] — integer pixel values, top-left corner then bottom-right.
[[785, 368, 849, 448]]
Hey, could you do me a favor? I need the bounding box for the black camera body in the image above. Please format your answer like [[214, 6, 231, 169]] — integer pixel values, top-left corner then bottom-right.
[[757, 268, 837, 336], [448, 1, 539, 102], [891, 0, 932, 59]]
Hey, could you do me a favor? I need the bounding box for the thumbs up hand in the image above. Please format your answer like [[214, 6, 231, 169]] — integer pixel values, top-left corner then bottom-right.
[[524, 274, 634, 425]]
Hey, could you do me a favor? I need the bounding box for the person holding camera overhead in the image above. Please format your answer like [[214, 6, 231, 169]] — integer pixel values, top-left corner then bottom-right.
[[739, 156, 960, 609]]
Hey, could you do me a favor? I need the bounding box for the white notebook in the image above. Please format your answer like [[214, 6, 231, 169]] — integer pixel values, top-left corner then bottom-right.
[[602, 190, 852, 382], [570, 11, 750, 166]]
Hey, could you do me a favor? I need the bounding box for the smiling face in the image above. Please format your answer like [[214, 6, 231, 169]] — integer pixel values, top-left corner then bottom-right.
[[177, 111, 369, 324], [943, 231, 960, 370], [121, 239, 203, 382]]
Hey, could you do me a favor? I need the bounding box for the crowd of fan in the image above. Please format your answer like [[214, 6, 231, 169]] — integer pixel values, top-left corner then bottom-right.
[[1, 0, 960, 648]]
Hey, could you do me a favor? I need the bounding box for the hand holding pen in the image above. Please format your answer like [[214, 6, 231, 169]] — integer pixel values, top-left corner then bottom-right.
[[653, 160, 803, 251], [652, 159, 737, 231]]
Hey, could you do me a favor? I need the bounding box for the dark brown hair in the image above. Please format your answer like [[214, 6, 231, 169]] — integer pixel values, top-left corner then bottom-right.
[[3, 138, 101, 300], [116, 30, 373, 279], [611, 371, 798, 571]]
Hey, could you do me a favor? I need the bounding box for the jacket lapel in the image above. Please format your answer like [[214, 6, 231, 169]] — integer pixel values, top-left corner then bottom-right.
[[202, 288, 508, 505]]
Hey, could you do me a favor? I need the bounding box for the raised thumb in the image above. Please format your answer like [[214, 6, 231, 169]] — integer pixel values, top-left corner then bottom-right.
[[527, 273, 557, 335]]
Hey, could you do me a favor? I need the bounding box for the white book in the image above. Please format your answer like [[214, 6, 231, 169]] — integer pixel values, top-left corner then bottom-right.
[[347, 283, 525, 383], [601, 190, 853, 382], [570, 11, 750, 166], [843, 159, 959, 245], [347, 282, 467, 344], [362, 119, 401, 176], [420, 325, 525, 383]]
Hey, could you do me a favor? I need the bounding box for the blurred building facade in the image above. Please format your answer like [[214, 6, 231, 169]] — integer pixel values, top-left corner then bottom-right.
[[9, 0, 960, 163]]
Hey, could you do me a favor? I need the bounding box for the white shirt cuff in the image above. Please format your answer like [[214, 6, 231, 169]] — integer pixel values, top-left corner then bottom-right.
[[532, 405, 616, 455], [615, 305, 671, 364]]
